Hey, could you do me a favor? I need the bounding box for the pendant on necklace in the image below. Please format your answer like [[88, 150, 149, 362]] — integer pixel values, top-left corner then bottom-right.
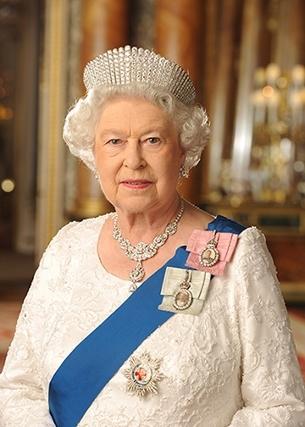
[[123, 351, 164, 397], [113, 200, 185, 293], [129, 261, 145, 292], [200, 231, 220, 268]]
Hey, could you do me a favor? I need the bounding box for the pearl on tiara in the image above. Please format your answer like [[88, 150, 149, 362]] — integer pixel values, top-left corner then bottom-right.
[[83, 45, 196, 106]]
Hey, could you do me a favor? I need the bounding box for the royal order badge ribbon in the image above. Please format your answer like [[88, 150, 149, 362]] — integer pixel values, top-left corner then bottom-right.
[[158, 267, 211, 315], [186, 229, 239, 275]]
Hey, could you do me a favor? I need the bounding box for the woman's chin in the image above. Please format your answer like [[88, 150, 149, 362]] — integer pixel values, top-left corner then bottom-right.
[[119, 199, 152, 214], [111, 195, 157, 215]]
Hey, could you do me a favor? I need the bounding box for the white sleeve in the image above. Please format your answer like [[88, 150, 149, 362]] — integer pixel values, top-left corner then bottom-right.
[[229, 227, 305, 426], [0, 222, 77, 427]]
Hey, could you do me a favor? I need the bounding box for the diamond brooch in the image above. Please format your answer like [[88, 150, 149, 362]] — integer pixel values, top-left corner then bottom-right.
[[123, 352, 164, 397]]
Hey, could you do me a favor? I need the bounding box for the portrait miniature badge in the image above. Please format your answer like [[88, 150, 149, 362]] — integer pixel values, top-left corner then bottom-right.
[[158, 267, 211, 315], [199, 231, 220, 267], [172, 270, 193, 311], [186, 230, 238, 275]]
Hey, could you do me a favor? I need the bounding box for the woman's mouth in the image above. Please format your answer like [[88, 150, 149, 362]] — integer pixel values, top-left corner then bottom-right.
[[120, 180, 152, 189]]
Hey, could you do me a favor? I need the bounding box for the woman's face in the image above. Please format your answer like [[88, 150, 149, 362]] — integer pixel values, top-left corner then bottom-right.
[[94, 96, 184, 214]]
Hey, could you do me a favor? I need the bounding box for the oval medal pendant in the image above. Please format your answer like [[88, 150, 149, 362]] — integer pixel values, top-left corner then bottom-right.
[[173, 288, 193, 310], [200, 232, 220, 267], [200, 245, 220, 267]]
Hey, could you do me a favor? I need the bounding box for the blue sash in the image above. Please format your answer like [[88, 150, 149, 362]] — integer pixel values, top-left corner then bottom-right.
[[49, 215, 245, 426]]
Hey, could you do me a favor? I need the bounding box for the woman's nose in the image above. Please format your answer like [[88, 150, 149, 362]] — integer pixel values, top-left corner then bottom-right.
[[123, 140, 146, 169]]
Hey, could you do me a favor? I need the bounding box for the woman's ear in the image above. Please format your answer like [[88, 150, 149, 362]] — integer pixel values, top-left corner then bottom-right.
[[180, 150, 186, 164]]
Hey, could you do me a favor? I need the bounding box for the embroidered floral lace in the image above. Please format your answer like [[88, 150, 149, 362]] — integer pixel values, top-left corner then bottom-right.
[[0, 215, 304, 426]]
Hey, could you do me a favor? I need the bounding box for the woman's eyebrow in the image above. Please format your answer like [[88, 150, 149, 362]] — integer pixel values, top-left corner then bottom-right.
[[140, 128, 164, 136], [139, 123, 170, 135], [98, 126, 168, 139], [98, 129, 126, 138]]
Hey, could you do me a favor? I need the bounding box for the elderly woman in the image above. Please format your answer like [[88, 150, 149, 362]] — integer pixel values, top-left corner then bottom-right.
[[0, 46, 304, 427]]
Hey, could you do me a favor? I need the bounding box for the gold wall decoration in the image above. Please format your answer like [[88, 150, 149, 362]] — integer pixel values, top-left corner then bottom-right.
[[0, 0, 39, 254], [155, 0, 202, 203], [130, 0, 155, 48], [207, 0, 239, 192], [35, 0, 70, 260], [250, 64, 305, 205], [204, 0, 305, 208], [64, 0, 82, 216], [14, 2, 38, 254], [230, 0, 261, 198]]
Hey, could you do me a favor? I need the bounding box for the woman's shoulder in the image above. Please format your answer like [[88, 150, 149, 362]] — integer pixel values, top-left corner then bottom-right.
[[37, 213, 112, 268], [49, 213, 112, 245], [210, 214, 266, 251], [227, 225, 278, 289], [236, 225, 269, 258], [206, 216, 274, 280], [30, 214, 112, 290]]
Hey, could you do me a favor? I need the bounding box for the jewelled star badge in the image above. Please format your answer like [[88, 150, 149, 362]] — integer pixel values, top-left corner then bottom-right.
[[123, 352, 164, 397]]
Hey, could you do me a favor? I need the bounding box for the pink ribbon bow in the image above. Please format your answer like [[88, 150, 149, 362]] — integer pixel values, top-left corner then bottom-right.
[[186, 230, 239, 275]]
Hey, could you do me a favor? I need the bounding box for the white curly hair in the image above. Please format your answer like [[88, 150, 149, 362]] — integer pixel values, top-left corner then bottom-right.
[[63, 84, 209, 174]]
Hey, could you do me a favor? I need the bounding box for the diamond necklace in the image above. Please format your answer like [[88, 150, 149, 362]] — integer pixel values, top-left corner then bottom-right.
[[112, 200, 185, 292]]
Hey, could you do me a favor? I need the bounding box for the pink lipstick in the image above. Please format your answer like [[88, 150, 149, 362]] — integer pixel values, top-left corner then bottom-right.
[[121, 179, 152, 189]]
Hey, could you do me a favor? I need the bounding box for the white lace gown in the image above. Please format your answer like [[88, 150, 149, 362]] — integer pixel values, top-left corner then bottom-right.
[[0, 215, 304, 427]]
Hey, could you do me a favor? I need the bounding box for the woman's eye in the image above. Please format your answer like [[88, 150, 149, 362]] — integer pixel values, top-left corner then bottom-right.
[[107, 139, 122, 145], [146, 137, 161, 145]]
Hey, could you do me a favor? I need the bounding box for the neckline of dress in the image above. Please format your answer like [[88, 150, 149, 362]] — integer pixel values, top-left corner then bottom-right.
[[94, 213, 219, 287]]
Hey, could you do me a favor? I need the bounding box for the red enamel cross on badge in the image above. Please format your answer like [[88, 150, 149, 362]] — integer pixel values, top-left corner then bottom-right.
[[123, 351, 164, 397]]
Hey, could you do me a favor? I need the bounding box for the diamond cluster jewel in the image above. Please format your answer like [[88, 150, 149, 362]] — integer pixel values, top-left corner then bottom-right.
[[83, 46, 196, 105], [124, 351, 164, 397], [112, 200, 185, 292]]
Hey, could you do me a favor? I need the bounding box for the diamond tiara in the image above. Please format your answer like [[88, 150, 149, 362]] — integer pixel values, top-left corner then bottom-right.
[[83, 45, 196, 105]]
